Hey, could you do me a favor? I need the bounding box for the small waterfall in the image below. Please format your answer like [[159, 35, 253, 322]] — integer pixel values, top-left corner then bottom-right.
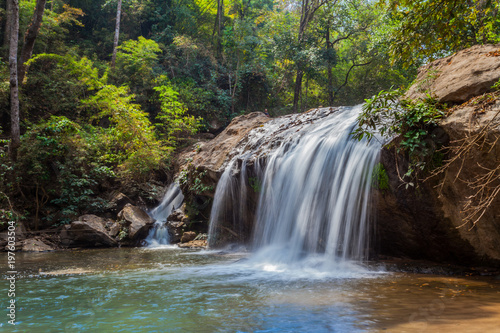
[[209, 106, 381, 267], [145, 183, 184, 247]]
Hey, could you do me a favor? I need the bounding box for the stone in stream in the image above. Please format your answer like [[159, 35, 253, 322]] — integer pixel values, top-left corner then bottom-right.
[[61, 215, 118, 247], [21, 238, 54, 252], [117, 204, 155, 241], [180, 231, 197, 243], [164, 208, 188, 243]]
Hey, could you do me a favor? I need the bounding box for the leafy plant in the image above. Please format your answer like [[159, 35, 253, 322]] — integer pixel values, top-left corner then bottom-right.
[[353, 88, 445, 182]]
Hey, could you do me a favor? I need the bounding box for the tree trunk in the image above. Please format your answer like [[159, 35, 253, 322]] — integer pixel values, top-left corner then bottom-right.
[[18, 0, 47, 85], [8, 0, 20, 160], [292, 0, 334, 112], [111, 0, 122, 68], [326, 24, 334, 106], [293, 70, 303, 113], [3, 0, 12, 53], [213, 0, 224, 58]]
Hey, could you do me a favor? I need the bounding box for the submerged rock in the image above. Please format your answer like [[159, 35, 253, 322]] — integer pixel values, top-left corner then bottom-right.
[[405, 44, 500, 103]]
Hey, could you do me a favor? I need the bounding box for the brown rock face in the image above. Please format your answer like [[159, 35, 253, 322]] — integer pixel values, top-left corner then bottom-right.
[[378, 93, 500, 265], [179, 112, 270, 195], [435, 101, 500, 261], [405, 44, 500, 103], [117, 204, 155, 240]]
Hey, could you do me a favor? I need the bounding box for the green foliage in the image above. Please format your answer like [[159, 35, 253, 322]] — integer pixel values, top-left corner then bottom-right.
[[383, 0, 500, 66], [371, 163, 389, 191], [354, 88, 445, 181], [15, 116, 112, 224], [118, 227, 129, 241], [178, 169, 213, 195], [249, 177, 262, 193], [493, 78, 500, 91], [154, 82, 201, 144], [83, 84, 170, 181]]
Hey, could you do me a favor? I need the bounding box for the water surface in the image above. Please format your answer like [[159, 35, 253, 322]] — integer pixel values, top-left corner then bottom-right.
[[1, 247, 500, 332]]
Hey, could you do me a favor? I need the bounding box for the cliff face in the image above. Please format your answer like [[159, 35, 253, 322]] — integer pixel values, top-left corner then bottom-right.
[[378, 44, 500, 266], [376, 100, 500, 265]]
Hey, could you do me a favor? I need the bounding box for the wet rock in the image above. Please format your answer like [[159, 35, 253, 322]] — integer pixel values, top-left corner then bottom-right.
[[405, 44, 500, 103], [167, 221, 184, 243], [61, 215, 118, 247], [181, 231, 197, 243], [21, 238, 54, 252], [117, 204, 155, 241]]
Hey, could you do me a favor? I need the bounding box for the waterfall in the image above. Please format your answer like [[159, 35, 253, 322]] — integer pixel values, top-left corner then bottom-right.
[[145, 183, 184, 247], [209, 106, 381, 266]]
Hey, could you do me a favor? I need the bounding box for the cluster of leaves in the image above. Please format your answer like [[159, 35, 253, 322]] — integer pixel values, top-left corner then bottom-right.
[[383, 0, 500, 66], [353, 88, 445, 184], [0, 35, 202, 227]]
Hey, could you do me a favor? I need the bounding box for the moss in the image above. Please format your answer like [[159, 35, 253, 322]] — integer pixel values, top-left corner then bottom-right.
[[372, 163, 390, 191]]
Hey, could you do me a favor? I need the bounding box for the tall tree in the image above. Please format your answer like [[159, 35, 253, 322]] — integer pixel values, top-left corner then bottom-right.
[[18, 0, 47, 85], [293, 0, 334, 112], [213, 0, 224, 57], [111, 0, 123, 67], [8, 0, 20, 160], [3, 0, 12, 53]]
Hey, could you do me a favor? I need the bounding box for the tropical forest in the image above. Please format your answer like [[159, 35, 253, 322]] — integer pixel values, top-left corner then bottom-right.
[[1, 0, 500, 331]]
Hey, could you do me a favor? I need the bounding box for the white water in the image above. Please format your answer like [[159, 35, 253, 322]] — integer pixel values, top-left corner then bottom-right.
[[145, 183, 184, 247], [209, 106, 381, 271]]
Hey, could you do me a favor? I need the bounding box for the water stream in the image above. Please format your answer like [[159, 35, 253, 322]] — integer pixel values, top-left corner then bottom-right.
[[209, 106, 380, 270], [144, 183, 184, 247]]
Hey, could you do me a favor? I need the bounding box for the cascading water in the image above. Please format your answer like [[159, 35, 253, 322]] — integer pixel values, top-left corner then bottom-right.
[[145, 183, 184, 247], [209, 106, 381, 268]]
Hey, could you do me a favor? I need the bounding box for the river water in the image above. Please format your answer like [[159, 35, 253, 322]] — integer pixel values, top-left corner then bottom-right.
[[1, 247, 499, 332]]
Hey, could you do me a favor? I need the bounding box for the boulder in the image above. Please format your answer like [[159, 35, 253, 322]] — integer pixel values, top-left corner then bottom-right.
[[21, 238, 54, 252], [61, 215, 117, 247], [106, 192, 133, 214], [180, 231, 197, 243], [117, 204, 155, 240], [108, 222, 122, 238], [405, 44, 500, 103], [166, 208, 187, 243], [0, 221, 27, 242]]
